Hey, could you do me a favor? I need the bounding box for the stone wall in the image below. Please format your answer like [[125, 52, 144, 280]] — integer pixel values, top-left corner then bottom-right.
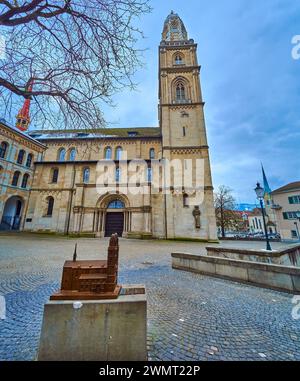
[[206, 244, 300, 267], [171, 252, 300, 294]]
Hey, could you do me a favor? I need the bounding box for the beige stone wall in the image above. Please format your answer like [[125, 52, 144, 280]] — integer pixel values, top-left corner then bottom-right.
[[0, 123, 45, 229], [24, 160, 166, 237], [273, 190, 300, 241], [41, 139, 162, 162], [158, 40, 217, 241]]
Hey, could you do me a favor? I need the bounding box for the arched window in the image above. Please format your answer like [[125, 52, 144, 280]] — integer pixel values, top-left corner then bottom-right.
[[26, 153, 33, 168], [58, 148, 66, 161], [173, 77, 189, 104], [147, 167, 152, 182], [115, 147, 123, 160], [115, 167, 121, 182], [46, 196, 54, 216], [21, 173, 29, 189], [12, 171, 20, 186], [0, 142, 8, 159], [17, 150, 25, 165], [183, 193, 189, 207], [83, 167, 90, 183], [174, 54, 184, 65], [149, 148, 155, 160], [176, 83, 185, 101], [107, 200, 125, 209], [51, 168, 59, 183], [104, 147, 112, 159], [69, 148, 76, 161], [0, 166, 3, 182]]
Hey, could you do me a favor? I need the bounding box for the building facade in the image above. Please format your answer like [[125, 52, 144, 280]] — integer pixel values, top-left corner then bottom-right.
[[0, 120, 46, 230], [248, 208, 276, 235], [271, 182, 300, 241], [0, 12, 218, 241]]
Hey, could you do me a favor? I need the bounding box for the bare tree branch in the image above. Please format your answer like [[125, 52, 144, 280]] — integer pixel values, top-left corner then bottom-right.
[[0, 0, 151, 129]]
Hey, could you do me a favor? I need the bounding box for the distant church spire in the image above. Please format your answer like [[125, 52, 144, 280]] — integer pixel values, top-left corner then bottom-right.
[[162, 11, 188, 42], [261, 163, 272, 195], [16, 81, 33, 132]]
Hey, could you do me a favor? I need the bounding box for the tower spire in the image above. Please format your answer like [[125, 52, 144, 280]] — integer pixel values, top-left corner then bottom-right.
[[16, 81, 33, 132], [162, 11, 188, 42], [261, 163, 272, 195]]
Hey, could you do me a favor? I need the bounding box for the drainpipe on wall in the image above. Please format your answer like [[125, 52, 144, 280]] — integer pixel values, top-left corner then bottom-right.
[[162, 157, 168, 239], [66, 163, 76, 235], [21, 160, 36, 231]]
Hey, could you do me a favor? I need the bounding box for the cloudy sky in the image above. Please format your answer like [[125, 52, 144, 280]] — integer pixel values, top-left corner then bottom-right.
[[101, 0, 300, 204]]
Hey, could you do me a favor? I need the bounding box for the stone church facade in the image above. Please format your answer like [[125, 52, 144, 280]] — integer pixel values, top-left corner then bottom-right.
[[0, 12, 217, 241]]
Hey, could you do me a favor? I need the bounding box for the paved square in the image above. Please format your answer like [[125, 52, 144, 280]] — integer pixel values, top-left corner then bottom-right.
[[0, 234, 299, 361]]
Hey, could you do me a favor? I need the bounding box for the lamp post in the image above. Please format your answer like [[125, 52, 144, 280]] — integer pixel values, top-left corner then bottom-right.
[[254, 182, 272, 251]]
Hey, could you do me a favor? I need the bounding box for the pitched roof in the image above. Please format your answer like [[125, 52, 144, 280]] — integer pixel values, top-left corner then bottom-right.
[[28, 127, 161, 141], [272, 181, 300, 195]]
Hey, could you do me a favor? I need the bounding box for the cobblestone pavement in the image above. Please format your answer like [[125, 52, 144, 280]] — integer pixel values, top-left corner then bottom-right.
[[0, 233, 299, 361]]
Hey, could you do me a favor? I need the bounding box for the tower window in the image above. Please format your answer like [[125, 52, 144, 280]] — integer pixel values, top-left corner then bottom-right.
[[173, 77, 190, 103], [174, 53, 185, 65], [183, 127, 186, 137], [175, 55, 183, 65], [176, 83, 185, 101]]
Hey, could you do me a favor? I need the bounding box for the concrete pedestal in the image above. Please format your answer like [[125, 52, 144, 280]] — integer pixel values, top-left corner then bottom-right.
[[37, 286, 147, 361]]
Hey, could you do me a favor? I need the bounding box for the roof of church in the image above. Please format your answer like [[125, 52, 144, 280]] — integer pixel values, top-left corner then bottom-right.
[[272, 181, 300, 195], [28, 127, 161, 141]]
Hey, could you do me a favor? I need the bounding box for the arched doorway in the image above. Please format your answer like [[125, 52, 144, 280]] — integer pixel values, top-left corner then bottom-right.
[[105, 200, 125, 237], [1, 196, 24, 230]]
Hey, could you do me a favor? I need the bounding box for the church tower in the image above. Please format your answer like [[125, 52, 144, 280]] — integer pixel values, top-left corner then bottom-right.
[[16, 81, 33, 132], [159, 11, 217, 241]]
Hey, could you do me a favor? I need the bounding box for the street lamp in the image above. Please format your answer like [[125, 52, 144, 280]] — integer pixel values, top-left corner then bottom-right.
[[254, 182, 272, 251]]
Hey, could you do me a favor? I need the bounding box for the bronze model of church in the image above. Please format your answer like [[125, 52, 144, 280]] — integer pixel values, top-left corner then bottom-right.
[[50, 233, 121, 300]]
